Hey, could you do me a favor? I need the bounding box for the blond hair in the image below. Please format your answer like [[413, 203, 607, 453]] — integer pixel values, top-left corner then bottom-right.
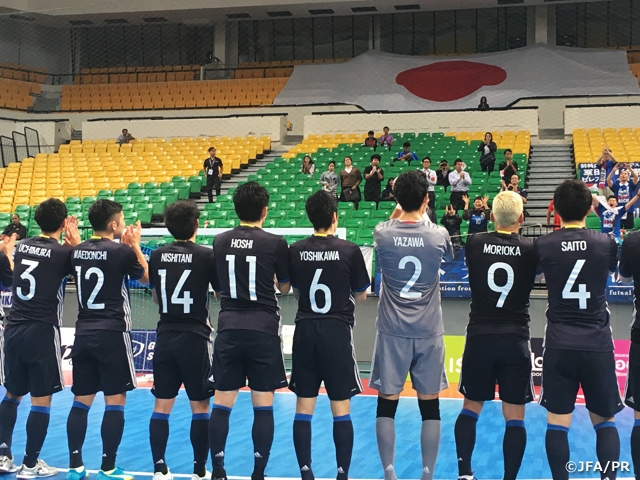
[[492, 191, 523, 228]]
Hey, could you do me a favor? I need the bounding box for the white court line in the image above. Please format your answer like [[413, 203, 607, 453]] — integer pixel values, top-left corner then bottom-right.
[[56, 474, 635, 480]]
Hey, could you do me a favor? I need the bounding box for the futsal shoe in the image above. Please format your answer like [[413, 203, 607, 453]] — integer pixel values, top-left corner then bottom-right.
[[152, 470, 173, 480], [0, 455, 18, 473], [96, 467, 134, 480], [66, 466, 89, 480], [16, 460, 57, 479], [211, 466, 227, 480], [190, 471, 211, 480]]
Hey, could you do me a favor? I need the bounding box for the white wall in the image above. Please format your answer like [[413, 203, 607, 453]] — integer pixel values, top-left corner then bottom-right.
[[565, 104, 640, 134], [303, 108, 539, 137], [0, 119, 58, 155], [82, 115, 285, 142]]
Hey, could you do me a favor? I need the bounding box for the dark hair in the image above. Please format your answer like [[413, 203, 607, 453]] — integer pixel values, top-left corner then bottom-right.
[[439, 160, 448, 166], [454, 158, 463, 166], [480, 96, 487, 103], [344, 155, 352, 162], [485, 132, 493, 141], [608, 195, 618, 201], [34, 198, 67, 233], [385, 177, 395, 189], [383, 126, 389, 130], [328, 160, 336, 167], [305, 190, 337, 231], [208, 146, 216, 152], [474, 196, 484, 202], [394, 171, 428, 213], [88, 199, 122, 231], [403, 142, 411, 148], [422, 156, 431, 162], [234, 181, 269, 222], [368, 130, 374, 135], [504, 148, 512, 154], [371, 154, 381, 161], [553, 180, 593, 222], [12, 213, 19, 220], [164, 200, 200, 240]]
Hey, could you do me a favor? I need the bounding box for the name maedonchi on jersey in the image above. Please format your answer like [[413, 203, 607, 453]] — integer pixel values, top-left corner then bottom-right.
[[73, 250, 107, 261]]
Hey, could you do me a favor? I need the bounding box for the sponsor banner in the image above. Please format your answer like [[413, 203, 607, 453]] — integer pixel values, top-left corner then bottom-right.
[[614, 339, 630, 393], [443, 335, 465, 385], [59, 327, 157, 374]]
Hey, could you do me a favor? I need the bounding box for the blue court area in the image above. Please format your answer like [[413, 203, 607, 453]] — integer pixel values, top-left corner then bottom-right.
[[3, 387, 636, 479]]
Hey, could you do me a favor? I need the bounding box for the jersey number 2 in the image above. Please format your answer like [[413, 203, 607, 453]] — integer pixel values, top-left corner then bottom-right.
[[399, 256, 421, 299], [75, 266, 105, 310]]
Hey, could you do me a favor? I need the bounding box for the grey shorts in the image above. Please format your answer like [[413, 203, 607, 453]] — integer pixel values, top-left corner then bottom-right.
[[370, 331, 448, 395]]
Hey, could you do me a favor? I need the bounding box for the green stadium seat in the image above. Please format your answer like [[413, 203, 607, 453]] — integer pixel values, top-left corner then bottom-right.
[[115, 195, 132, 204], [123, 212, 138, 224], [286, 211, 306, 220], [586, 216, 601, 230], [145, 188, 162, 197], [128, 182, 143, 191], [635, 217, 640, 230], [338, 202, 355, 211], [345, 219, 364, 229], [204, 203, 222, 211], [207, 211, 228, 221], [162, 189, 179, 205], [298, 219, 313, 228], [263, 219, 277, 228], [365, 219, 380, 229], [378, 201, 396, 211], [131, 195, 150, 204], [82, 196, 97, 204], [174, 183, 190, 200], [277, 219, 297, 228], [216, 220, 237, 228], [359, 201, 376, 210], [150, 196, 167, 216], [188, 176, 203, 194], [268, 210, 287, 220], [136, 205, 153, 224], [97, 190, 112, 198], [196, 236, 213, 246], [144, 182, 158, 190], [0, 213, 11, 225], [121, 203, 135, 212], [114, 189, 128, 196], [66, 197, 81, 205], [372, 210, 390, 220]]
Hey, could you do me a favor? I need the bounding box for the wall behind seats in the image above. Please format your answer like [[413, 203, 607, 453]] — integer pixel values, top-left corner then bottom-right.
[[82, 115, 285, 142], [0, 119, 58, 156], [303, 108, 539, 137], [565, 104, 640, 134]]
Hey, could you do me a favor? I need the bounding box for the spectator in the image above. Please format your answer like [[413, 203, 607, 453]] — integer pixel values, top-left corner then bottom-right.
[[463, 195, 490, 235], [301, 155, 316, 175], [546, 199, 561, 231], [477, 132, 497, 173], [478, 96, 490, 110], [607, 163, 638, 231], [339, 156, 362, 208], [498, 149, 518, 185], [394, 142, 418, 166], [363, 131, 378, 149], [595, 146, 617, 194], [381, 178, 395, 202], [319, 160, 339, 197], [441, 204, 463, 249], [501, 174, 527, 203], [117, 128, 134, 145], [420, 156, 437, 209], [203, 146, 223, 203], [436, 159, 451, 188], [1, 213, 26, 240], [363, 154, 384, 203], [449, 159, 472, 211], [379, 126, 394, 150], [593, 193, 640, 241]]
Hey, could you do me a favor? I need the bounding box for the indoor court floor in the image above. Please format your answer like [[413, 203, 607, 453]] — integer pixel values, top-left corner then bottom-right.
[[2, 387, 636, 480]]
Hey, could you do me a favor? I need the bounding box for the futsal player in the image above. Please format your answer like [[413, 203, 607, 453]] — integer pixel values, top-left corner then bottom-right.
[[208, 182, 290, 480], [619, 224, 640, 477], [147, 201, 216, 480], [454, 191, 537, 480], [289, 190, 370, 480], [536, 180, 622, 480], [0, 200, 80, 478], [370, 170, 453, 480], [66, 200, 149, 480]]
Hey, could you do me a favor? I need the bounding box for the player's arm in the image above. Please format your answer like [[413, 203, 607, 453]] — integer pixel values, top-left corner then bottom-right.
[[275, 237, 291, 294], [0, 233, 16, 272], [350, 246, 370, 303], [620, 234, 636, 283], [626, 191, 640, 211], [63, 215, 82, 247], [442, 232, 454, 263], [121, 221, 150, 285]]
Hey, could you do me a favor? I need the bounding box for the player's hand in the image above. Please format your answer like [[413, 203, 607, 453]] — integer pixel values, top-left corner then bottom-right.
[[63, 215, 82, 247], [122, 220, 142, 247], [1, 233, 17, 255]]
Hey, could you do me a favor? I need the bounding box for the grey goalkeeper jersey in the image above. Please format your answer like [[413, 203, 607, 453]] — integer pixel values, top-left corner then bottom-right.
[[374, 218, 454, 339]]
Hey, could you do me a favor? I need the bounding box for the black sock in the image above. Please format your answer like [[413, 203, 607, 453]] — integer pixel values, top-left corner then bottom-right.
[[545, 425, 569, 480], [23, 407, 50, 468], [67, 401, 90, 468], [251, 407, 274, 480], [632, 421, 640, 479], [503, 420, 526, 480], [0, 396, 19, 458], [595, 422, 620, 480], [100, 405, 125, 472], [293, 414, 313, 480], [149, 412, 169, 474], [209, 405, 231, 472], [454, 409, 478, 477], [191, 413, 209, 477], [333, 415, 354, 480]]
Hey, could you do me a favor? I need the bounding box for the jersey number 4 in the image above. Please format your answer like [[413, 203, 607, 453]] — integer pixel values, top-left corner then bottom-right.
[[158, 269, 193, 314], [561, 259, 591, 309]]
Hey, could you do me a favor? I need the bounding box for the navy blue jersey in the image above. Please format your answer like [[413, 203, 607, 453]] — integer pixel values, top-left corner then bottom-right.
[[72, 238, 145, 335], [535, 228, 618, 352], [289, 235, 370, 326], [0, 250, 11, 319], [620, 231, 640, 341], [465, 232, 537, 338], [8, 236, 73, 326], [149, 241, 216, 339], [211, 226, 290, 336]]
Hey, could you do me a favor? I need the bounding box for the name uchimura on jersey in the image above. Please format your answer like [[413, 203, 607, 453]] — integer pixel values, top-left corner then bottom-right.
[[17, 243, 51, 258]]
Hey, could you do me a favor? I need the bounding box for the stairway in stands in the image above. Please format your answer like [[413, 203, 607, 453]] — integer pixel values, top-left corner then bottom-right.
[[524, 142, 575, 229]]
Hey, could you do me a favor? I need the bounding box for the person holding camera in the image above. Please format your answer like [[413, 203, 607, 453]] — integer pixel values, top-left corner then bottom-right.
[[364, 154, 384, 203], [436, 160, 451, 189]]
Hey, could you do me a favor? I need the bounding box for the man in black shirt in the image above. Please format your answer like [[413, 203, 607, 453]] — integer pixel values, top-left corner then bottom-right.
[[1, 214, 27, 241], [66, 200, 149, 480], [203, 146, 223, 203], [289, 191, 370, 480], [455, 191, 537, 480], [535, 180, 622, 480], [147, 201, 217, 480], [498, 149, 518, 186], [0, 200, 80, 477], [363, 154, 384, 203], [618, 230, 640, 478], [208, 182, 290, 480]]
